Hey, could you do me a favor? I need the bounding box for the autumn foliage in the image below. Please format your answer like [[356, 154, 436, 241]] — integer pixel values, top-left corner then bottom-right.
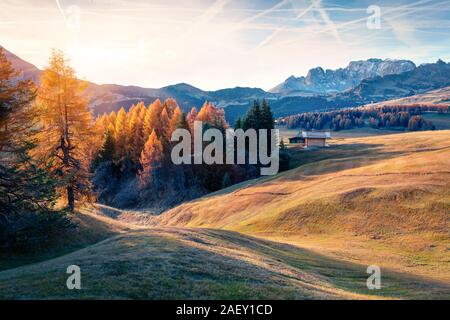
[[139, 130, 163, 186], [1, 46, 275, 221], [93, 100, 235, 208], [35, 50, 99, 210]]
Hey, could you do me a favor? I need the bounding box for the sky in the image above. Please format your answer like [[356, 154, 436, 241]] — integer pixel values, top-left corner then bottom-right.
[[1, 0, 450, 90]]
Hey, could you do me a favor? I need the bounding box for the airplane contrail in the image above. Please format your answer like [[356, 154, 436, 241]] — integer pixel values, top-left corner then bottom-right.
[[262, 0, 439, 50], [227, 0, 291, 34], [257, 0, 321, 48]]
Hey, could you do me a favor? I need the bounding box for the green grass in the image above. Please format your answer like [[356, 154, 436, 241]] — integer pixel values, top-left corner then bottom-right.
[[1, 228, 448, 300], [0, 207, 130, 272], [151, 130, 450, 288], [1, 131, 449, 300]]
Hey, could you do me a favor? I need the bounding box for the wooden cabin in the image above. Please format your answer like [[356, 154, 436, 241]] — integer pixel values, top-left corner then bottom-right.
[[288, 136, 305, 144], [302, 131, 331, 147], [289, 131, 331, 147]]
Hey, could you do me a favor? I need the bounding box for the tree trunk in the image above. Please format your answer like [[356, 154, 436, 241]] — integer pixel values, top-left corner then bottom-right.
[[67, 185, 75, 211], [60, 135, 75, 211]]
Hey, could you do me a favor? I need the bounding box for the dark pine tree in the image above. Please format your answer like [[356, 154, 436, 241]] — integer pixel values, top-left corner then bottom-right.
[[0, 47, 61, 248], [234, 117, 242, 130]]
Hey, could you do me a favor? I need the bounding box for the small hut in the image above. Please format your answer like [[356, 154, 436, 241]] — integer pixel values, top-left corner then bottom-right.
[[301, 131, 331, 147]]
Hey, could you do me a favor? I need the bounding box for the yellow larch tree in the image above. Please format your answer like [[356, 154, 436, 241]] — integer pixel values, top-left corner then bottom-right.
[[108, 111, 117, 128], [127, 107, 145, 162], [167, 106, 183, 139], [196, 101, 227, 129], [186, 107, 198, 134], [163, 98, 179, 118], [143, 99, 162, 139], [96, 113, 109, 132], [35, 50, 96, 211], [114, 107, 127, 160], [159, 107, 170, 140], [139, 130, 163, 186]]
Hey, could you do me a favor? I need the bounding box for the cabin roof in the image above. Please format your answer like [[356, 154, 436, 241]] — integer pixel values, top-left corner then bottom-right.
[[301, 131, 331, 139]]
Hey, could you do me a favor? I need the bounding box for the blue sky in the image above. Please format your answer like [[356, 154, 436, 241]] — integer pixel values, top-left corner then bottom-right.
[[1, 0, 449, 90]]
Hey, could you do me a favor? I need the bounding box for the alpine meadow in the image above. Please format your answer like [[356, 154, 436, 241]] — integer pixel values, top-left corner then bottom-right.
[[0, 0, 449, 310]]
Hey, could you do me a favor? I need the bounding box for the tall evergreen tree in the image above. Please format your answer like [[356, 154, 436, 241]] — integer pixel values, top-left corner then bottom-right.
[[234, 117, 242, 129], [98, 125, 115, 162], [243, 100, 261, 130], [0, 47, 58, 243], [176, 112, 189, 131], [260, 99, 275, 129]]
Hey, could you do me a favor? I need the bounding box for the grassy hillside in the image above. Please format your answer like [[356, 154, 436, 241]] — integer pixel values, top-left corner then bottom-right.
[[149, 131, 450, 283], [153, 131, 449, 232], [1, 131, 448, 299], [363, 86, 450, 108], [1, 227, 449, 299], [0, 207, 133, 271]]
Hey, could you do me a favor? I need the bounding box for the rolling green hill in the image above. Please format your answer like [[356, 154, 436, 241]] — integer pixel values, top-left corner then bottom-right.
[[1, 227, 449, 299], [1, 131, 449, 299], [149, 130, 450, 285]]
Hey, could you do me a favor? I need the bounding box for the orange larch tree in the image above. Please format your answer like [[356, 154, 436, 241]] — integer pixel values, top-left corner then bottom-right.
[[35, 50, 97, 211], [114, 107, 127, 160], [139, 130, 163, 186]]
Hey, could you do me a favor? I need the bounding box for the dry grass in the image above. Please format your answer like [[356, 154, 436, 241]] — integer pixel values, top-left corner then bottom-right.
[[148, 131, 450, 283], [1, 227, 448, 299], [0, 206, 133, 271], [1, 130, 449, 299], [362, 86, 450, 108]]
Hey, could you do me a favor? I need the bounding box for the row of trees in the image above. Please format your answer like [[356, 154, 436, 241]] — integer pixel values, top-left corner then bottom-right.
[[93, 98, 281, 209], [281, 105, 445, 131]]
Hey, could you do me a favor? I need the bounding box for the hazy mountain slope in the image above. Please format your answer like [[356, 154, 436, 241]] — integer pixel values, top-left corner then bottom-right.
[[0, 46, 42, 82], [346, 60, 450, 103], [86, 82, 209, 114], [3, 45, 449, 120], [1, 46, 276, 115], [362, 86, 450, 108], [271, 59, 416, 95]]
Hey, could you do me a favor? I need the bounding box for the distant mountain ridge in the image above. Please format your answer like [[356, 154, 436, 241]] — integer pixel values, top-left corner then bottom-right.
[[0, 46, 272, 116], [1, 46, 42, 82], [2, 45, 449, 123], [344, 59, 450, 104], [86, 82, 274, 115], [271, 58, 416, 95]]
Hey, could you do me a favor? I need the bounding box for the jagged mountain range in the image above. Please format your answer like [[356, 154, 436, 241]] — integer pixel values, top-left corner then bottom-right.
[[2, 45, 449, 123], [270, 58, 416, 95], [344, 59, 450, 103]]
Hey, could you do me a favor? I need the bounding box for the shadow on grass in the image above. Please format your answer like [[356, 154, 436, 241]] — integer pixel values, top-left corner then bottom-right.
[[1, 228, 448, 299], [199, 229, 450, 300], [0, 211, 126, 272], [285, 141, 450, 179]]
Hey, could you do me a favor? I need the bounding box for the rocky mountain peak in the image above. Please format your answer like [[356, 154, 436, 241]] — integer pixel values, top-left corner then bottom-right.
[[270, 58, 416, 95]]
